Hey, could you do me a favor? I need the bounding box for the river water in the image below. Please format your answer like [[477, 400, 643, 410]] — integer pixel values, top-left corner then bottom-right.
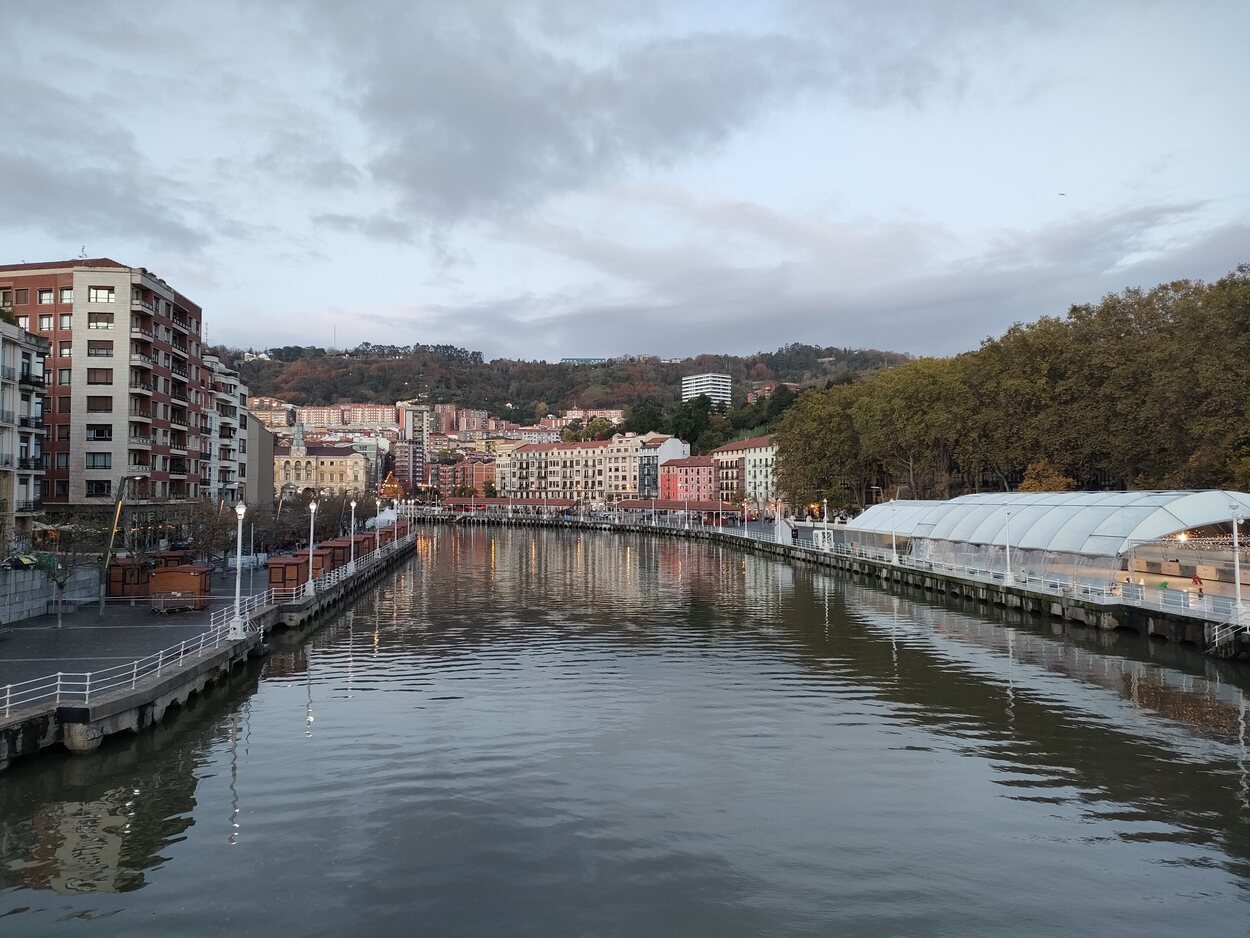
[[3, 527, 1249, 935]]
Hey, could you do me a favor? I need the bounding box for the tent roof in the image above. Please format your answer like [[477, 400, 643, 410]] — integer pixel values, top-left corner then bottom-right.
[[846, 491, 1250, 558]]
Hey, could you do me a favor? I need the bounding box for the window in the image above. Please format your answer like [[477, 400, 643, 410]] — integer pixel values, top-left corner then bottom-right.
[[87, 424, 112, 441], [59, 313, 72, 329], [59, 341, 71, 358], [87, 368, 113, 385], [15, 289, 28, 304], [60, 287, 73, 304], [87, 312, 114, 329], [56, 453, 69, 469], [55, 480, 68, 497], [86, 480, 112, 497], [57, 368, 70, 385], [87, 286, 115, 303], [38, 315, 53, 330], [37, 289, 53, 305], [58, 395, 70, 413], [0, 289, 9, 306], [16, 316, 28, 329], [86, 452, 112, 469], [86, 395, 112, 413], [87, 341, 112, 357], [56, 425, 69, 441]]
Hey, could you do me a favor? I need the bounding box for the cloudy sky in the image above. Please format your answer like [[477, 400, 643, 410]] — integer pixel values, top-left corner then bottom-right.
[[3, 1, 1246, 360]]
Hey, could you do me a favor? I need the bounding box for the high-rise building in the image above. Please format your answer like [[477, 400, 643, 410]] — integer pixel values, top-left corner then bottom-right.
[[202, 355, 249, 506], [680, 373, 732, 406], [0, 258, 210, 511]]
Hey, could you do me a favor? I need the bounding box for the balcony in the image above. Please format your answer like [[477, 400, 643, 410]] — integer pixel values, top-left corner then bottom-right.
[[17, 457, 43, 471], [129, 379, 154, 394], [0, 454, 12, 469], [170, 361, 188, 377], [171, 314, 190, 332], [132, 297, 157, 313], [170, 443, 188, 455], [170, 462, 189, 476], [170, 416, 188, 429], [170, 390, 188, 403], [18, 370, 45, 387], [130, 353, 153, 367], [129, 435, 152, 447], [129, 407, 152, 421], [171, 339, 188, 354], [0, 410, 13, 425], [1, 365, 14, 381], [127, 464, 150, 475], [17, 415, 44, 430], [130, 324, 154, 339], [15, 499, 42, 513]]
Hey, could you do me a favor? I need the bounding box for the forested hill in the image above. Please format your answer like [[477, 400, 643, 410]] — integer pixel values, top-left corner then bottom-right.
[[226, 343, 909, 417]]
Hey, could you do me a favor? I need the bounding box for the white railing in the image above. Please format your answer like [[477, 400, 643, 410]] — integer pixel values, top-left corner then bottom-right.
[[1, 530, 419, 719]]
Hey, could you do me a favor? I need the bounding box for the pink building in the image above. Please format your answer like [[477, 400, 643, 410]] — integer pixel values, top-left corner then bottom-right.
[[659, 456, 716, 501]]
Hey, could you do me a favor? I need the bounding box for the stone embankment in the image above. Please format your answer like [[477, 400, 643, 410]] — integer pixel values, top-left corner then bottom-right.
[[0, 532, 417, 773]]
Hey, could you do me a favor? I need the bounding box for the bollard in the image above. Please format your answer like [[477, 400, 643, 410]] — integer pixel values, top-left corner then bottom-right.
[[131, 660, 139, 689]]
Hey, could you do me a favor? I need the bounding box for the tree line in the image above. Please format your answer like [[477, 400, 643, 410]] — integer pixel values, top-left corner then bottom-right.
[[775, 267, 1250, 509]]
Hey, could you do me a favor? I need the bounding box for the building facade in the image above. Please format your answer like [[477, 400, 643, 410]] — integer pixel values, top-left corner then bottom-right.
[[250, 395, 294, 431], [711, 435, 776, 508], [659, 456, 717, 502], [202, 355, 247, 505], [427, 455, 496, 495], [498, 440, 610, 502], [274, 432, 369, 497], [0, 319, 49, 549], [0, 258, 210, 509], [681, 372, 732, 406]]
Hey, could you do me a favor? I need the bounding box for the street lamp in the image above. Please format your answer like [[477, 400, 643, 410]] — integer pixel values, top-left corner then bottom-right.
[[823, 497, 829, 528], [684, 496, 690, 530], [305, 501, 318, 598], [231, 502, 247, 639], [890, 498, 898, 564], [1232, 503, 1245, 616], [1003, 506, 1016, 586], [349, 499, 357, 573]]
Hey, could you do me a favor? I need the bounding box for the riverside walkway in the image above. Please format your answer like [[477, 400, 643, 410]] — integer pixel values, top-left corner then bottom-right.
[[0, 528, 418, 771]]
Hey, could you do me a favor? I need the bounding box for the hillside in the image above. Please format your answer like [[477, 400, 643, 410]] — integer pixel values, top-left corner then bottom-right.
[[226, 343, 908, 418]]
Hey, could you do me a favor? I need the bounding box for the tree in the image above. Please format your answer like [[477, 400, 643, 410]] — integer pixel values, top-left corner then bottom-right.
[[34, 513, 109, 628], [1017, 459, 1077, 492], [483, 481, 498, 498]]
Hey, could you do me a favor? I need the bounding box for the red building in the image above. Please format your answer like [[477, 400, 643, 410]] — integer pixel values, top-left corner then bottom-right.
[[427, 455, 496, 495], [659, 455, 716, 502]]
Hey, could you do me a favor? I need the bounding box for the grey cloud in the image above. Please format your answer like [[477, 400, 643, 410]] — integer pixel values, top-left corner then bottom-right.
[[313, 213, 414, 243]]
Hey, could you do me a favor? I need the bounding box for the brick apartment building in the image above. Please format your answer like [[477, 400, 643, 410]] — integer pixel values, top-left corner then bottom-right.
[[659, 455, 717, 502], [0, 259, 212, 515]]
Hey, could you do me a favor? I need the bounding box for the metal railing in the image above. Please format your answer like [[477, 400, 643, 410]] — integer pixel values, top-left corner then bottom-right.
[[1, 529, 418, 719]]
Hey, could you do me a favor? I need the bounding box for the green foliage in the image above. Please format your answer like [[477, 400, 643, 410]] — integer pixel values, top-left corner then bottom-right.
[[774, 266, 1250, 504], [233, 342, 905, 421]]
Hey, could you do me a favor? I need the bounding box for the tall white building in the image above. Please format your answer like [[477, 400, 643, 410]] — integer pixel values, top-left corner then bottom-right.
[[681, 373, 732, 406], [203, 355, 247, 505]]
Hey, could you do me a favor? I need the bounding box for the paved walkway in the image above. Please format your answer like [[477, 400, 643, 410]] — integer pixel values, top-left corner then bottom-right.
[[0, 570, 270, 689]]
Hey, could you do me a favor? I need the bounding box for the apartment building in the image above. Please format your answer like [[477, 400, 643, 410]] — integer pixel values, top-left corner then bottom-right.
[[711, 435, 776, 507], [343, 403, 398, 427], [202, 355, 248, 506], [604, 431, 688, 501], [0, 319, 49, 549], [427, 455, 495, 495], [0, 259, 210, 509], [659, 456, 717, 502], [498, 440, 610, 502], [250, 395, 295, 431], [680, 372, 732, 406]]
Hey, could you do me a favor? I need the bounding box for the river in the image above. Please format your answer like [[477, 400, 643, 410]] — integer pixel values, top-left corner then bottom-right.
[[3, 527, 1249, 935]]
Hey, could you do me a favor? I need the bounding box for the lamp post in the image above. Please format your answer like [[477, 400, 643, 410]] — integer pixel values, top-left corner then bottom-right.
[[1233, 503, 1245, 616], [231, 502, 247, 639], [305, 501, 318, 598], [890, 498, 898, 564], [349, 499, 357, 572], [1003, 506, 1015, 586], [651, 497, 656, 527], [684, 497, 690, 530], [99, 474, 145, 614], [823, 497, 829, 528]]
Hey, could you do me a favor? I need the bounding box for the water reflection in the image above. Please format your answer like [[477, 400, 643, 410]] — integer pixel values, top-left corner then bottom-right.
[[3, 527, 1249, 932]]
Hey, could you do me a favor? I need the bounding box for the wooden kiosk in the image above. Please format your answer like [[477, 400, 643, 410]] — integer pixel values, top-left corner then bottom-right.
[[149, 564, 212, 613]]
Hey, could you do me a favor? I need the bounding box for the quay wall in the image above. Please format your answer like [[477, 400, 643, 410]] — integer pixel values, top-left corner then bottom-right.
[[0, 536, 416, 774], [0, 567, 99, 625]]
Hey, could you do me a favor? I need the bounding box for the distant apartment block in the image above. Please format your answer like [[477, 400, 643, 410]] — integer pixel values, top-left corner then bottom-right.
[[659, 456, 717, 502], [251, 395, 295, 431], [681, 373, 731, 406], [711, 434, 776, 507]]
